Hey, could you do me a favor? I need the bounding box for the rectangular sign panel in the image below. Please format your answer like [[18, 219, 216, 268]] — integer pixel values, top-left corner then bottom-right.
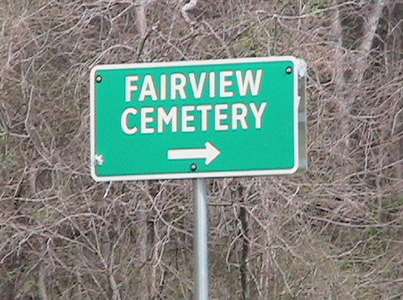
[[90, 57, 307, 181]]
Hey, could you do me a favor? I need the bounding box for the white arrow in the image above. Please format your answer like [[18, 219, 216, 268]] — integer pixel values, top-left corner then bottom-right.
[[168, 142, 221, 165]]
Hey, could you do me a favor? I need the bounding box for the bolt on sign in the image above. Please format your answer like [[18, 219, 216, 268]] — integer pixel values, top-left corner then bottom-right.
[[90, 57, 307, 181]]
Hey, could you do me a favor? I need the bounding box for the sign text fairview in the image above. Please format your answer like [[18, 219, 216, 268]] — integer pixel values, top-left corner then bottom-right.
[[122, 70, 266, 136]]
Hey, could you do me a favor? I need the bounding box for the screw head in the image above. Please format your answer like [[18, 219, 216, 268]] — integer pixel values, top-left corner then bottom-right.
[[96, 75, 102, 83], [286, 67, 293, 74], [190, 163, 197, 172], [95, 154, 104, 166]]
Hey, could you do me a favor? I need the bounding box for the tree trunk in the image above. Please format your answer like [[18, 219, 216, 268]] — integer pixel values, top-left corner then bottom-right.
[[332, 1, 385, 169]]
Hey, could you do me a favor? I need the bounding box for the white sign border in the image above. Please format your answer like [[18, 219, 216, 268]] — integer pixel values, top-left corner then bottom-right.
[[90, 56, 305, 181]]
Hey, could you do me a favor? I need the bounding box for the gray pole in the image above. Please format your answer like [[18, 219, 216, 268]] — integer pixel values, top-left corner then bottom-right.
[[193, 178, 210, 300]]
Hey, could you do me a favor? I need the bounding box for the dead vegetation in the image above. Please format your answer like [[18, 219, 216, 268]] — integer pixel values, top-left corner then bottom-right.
[[0, 0, 403, 299]]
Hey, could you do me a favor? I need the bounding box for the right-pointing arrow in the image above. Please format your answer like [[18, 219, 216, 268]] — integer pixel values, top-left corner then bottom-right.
[[168, 142, 221, 165]]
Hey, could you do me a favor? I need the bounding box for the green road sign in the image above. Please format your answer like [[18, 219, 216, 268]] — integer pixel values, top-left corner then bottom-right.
[[90, 57, 307, 181]]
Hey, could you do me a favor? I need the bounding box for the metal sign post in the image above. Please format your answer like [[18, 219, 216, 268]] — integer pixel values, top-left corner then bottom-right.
[[89, 56, 307, 299], [193, 179, 210, 300]]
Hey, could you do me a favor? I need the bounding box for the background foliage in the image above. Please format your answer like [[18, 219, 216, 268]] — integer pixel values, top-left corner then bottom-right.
[[0, 0, 402, 299]]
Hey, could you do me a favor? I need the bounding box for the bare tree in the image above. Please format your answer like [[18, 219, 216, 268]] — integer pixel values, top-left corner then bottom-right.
[[0, 0, 402, 299]]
